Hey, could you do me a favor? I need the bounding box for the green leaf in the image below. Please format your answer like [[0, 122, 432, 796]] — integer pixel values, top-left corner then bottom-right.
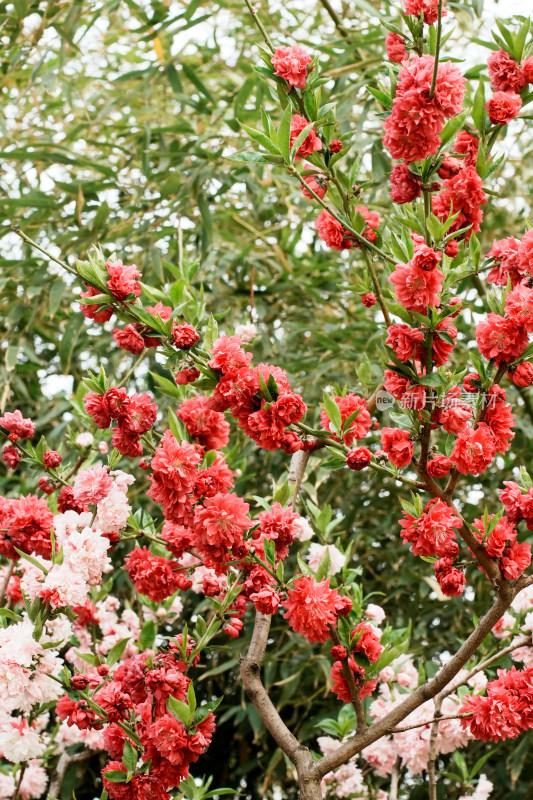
[[122, 739, 137, 773], [204, 314, 218, 351], [356, 353, 372, 388], [181, 63, 215, 104], [472, 79, 487, 133], [107, 638, 130, 667], [150, 372, 183, 399], [290, 121, 316, 161], [263, 538, 276, 567], [167, 695, 192, 726], [239, 122, 281, 155], [139, 620, 156, 650], [440, 110, 468, 147], [187, 681, 196, 716], [227, 151, 284, 164], [418, 372, 445, 386], [277, 104, 293, 163], [168, 408, 188, 442], [273, 481, 292, 506], [102, 771, 127, 783], [0, 608, 23, 622], [366, 86, 392, 108], [513, 18, 530, 62], [315, 547, 332, 581], [322, 391, 342, 434]]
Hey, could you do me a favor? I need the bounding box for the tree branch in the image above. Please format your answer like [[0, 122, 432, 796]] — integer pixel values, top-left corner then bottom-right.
[[391, 711, 470, 734], [427, 696, 442, 800], [287, 450, 310, 509], [318, 0, 349, 38], [47, 750, 93, 799], [239, 450, 322, 798], [312, 589, 515, 779], [440, 634, 531, 699], [329, 626, 366, 729]]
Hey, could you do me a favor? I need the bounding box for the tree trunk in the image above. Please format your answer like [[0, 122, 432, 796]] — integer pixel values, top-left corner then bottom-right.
[[299, 775, 323, 800]]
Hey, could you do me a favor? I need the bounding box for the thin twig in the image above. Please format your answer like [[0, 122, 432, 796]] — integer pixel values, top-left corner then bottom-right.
[[243, 0, 275, 52], [11, 227, 77, 276], [362, 249, 392, 327], [318, 0, 349, 38], [440, 634, 531, 699], [118, 350, 148, 388], [428, 0, 444, 99], [329, 626, 366, 729], [391, 710, 470, 735], [288, 166, 396, 266]]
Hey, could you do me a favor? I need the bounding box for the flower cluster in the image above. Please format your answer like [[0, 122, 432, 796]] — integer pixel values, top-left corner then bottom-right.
[[460, 666, 533, 741], [383, 55, 465, 163], [85, 387, 157, 457], [208, 334, 308, 452]]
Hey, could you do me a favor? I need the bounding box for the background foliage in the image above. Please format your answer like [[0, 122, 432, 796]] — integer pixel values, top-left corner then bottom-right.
[[1, 0, 533, 797]]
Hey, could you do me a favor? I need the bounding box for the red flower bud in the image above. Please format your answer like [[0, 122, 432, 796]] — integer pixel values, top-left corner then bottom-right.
[[330, 645, 348, 661], [43, 450, 62, 469], [361, 293, 376, 307], [71, 674, 90, 690], [346, 447, 373, 471]]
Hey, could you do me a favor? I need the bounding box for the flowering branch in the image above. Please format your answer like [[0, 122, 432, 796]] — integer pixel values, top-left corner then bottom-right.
[[313, 588, 517, 778]]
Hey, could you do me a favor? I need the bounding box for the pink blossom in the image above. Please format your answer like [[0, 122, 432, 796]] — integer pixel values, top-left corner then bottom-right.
[[271, 45, 312, 89], [386, 32, 408, 63], [73, 464, 113, 505], [389, 261, 444, 312]]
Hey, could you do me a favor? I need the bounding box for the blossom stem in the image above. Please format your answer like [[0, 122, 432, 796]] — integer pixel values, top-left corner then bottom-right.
[[12, 764, 27, 800], [288, 165, 396, 266], [116, 720, 141, 746], [428, 0, 444, 100], [422, 189, 432, 245], [368, 461, 424, 489], [362, 249, 392, 327], [243, 0, 275, 53], [10, 226, 77, 277], [118, 350, 149, 389]]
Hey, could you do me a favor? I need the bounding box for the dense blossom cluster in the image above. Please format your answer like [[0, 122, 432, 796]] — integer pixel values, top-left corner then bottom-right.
[[383, 55, 465, 163]]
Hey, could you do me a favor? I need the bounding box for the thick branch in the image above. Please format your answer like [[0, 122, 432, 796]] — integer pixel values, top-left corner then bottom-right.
[[312, 590, 514, 778]]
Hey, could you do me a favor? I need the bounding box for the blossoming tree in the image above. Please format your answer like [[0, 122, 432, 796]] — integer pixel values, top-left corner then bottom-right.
[[3, 1, 533, 799]]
